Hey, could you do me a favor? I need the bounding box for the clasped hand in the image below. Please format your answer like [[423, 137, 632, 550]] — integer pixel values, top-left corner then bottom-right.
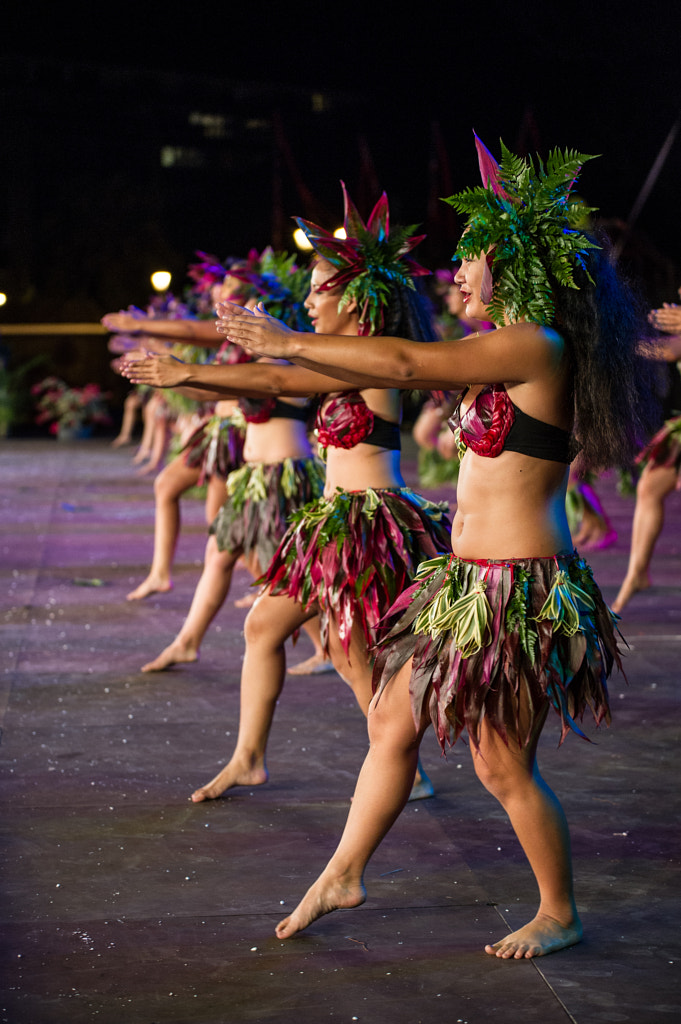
[[215, 301, 295, 358], [120, 352, 187, 388], [649, 302, 681, 335]]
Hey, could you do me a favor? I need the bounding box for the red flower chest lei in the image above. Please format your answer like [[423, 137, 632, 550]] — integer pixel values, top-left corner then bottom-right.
[[315, 391, 375, 450], [447, 384, 515, 458]]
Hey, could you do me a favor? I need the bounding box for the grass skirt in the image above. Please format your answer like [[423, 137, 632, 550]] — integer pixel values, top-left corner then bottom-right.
[[209, 458, 325, 569], [261, 487, 451, 658], [181, 412, 246, 483], [636, 415, 681, 479], [372, 551, 619, 751]]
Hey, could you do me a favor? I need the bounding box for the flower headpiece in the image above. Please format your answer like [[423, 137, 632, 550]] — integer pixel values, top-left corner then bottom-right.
[[227, 247, 312, 331], [294, 182, 430, 335], [187, 251, 232, 295], [444, 134, 599, 326]]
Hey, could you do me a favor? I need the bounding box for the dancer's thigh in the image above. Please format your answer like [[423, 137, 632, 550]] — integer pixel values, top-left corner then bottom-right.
[[245, 585, 319, 648], [368, 658, 429, 747], [205, 474, 228, 523], [155, 456, 200, 498]]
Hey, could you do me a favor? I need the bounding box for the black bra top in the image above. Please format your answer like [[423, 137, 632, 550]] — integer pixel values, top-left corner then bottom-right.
[[504, 403, 574, 463], [269, 399, 309, 422], [315, 392, 401, 451], [364, 413, 401, 450], [239, 396, 309, 424], [449, 384, 575, 463]]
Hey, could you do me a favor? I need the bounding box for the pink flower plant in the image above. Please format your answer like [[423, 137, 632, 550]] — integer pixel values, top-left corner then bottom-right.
[[32, 376, 112, 434]]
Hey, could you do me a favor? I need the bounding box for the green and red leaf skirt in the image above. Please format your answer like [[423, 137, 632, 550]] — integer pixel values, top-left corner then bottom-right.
[[182, 412, 246, 483], [261, 487, 452, 658], [210, 457, 325, 571], [373, 551, 620, 751], [636, 415, 681, 478]]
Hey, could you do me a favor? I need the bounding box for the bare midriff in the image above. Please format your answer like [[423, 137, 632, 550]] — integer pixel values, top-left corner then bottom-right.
[[452, 448, 572, 559], [321, 387, 404, 497], [214, 399, 239, 418], [242, 417, 313, 464]]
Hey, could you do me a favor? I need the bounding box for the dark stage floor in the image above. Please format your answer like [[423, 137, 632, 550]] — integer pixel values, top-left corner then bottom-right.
[[1, 439, 680, 1024]]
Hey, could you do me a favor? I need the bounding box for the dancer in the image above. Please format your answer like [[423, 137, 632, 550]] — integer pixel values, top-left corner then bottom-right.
[[121, 256, 331, 671], [106, 258, 258, 600], [107, 250, 311, 603], [123, 183, 451, 799], [612, 307, 681, 612], [218, 138, 658, 957]]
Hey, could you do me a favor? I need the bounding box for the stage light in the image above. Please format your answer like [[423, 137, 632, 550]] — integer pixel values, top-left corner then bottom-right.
[[293, 228, 313, 251], [150, 271, 172, 292]]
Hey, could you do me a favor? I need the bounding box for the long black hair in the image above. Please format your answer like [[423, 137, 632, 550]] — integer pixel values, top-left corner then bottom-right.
[[552, 234, 661, 471], [383, 280, 438, 344]]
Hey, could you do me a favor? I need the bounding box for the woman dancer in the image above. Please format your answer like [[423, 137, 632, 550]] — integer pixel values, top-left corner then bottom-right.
[[105, 263, 250, 600], [121, 257, 330, 672], [217, 139, 658, 957], [612, 302, 681, 612], [107, 250, 311, 603], [123, 184, 451, 797]]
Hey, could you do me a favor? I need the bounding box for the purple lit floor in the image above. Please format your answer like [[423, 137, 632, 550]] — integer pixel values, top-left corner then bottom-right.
[[1, 438, 679, 1024]]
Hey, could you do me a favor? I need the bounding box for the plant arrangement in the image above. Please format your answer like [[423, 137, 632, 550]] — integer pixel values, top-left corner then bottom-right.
[[31, 376, 112, 436]]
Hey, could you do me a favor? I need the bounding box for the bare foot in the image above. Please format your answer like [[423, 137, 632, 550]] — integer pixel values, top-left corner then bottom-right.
[[132, 448, 151, 465], [611, 571, 651, 614], [135, 461, 162, 477], [234, 591, 257, 609], [287, 653, 337, 676], [275, 871, 366, 939], [485, 912, 582, 959], [126, 575, 173, 601], [574, 518, 617, 550], [581, 528, 617, 551], [141, 639, 198, 673], [111, 436, 133, 448], [190, 758, 269, 802]]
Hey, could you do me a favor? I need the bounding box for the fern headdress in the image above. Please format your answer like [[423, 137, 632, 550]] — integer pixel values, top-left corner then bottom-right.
[[294, 182, 430, 336], [444, 134, 599, 326]]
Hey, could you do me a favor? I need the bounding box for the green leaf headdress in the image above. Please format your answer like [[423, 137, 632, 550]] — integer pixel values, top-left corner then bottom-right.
[[228, 247, 312, 331], [294, 182, 430, 335], [444, 134, 600, 326]]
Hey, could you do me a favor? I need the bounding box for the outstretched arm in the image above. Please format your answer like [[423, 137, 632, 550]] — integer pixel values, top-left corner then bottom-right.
[[216, 302, 563, 389], [120, 350, 367, 399], [102, 311, 224, 347]]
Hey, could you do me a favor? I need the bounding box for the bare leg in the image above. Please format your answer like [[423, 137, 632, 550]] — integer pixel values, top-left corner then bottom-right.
[[127, 457, 202, 600], [233, 547, 261, 608], [275, 660, 428, 938], [612, 464, 677, 612], [141, 535, 239, 672], [191, 588, 318, 801], [132, 393, 159, 463], [112, 391, 141, 447], [473, 712, 582, 958], [322, 621, 431, 798], [571, 481, 617, 550], [136, 412, 170, 475], [205, 473, 228, 525], [288, 616, 335, 675]]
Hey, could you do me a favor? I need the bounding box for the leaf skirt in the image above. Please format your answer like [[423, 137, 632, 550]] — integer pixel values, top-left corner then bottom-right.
[[181, 412, 246, 483], [209, 457, 325, 570], [636, 415, 681, 478], [372, 551, 620, 751], [260, 487, 452, 659]]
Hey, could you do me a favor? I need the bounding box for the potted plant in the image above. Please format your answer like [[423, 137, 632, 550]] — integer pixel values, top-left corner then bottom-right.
[[31, 376, 112, 439]]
